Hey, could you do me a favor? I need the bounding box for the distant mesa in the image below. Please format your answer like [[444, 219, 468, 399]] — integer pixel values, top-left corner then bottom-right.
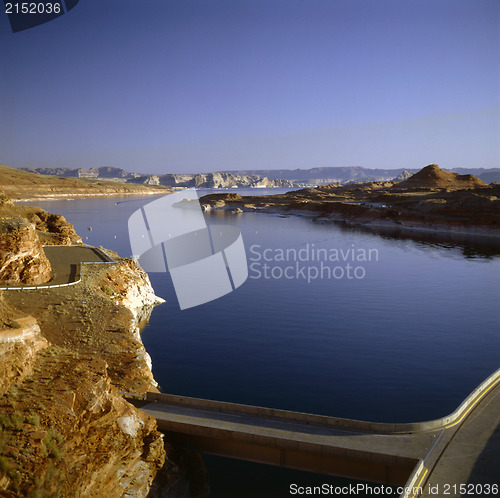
[[126, 172, 293, 189], [18, 165, 500, 188], [395, 164, 486, 189]]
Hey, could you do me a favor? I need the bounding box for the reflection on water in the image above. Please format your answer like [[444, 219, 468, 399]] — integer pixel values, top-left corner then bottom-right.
[[20, 196, 500, 418], [21, 194, 500, 497]]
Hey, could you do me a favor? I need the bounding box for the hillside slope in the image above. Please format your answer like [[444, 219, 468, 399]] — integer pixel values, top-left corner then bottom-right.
[[0, 164, 169, 200]]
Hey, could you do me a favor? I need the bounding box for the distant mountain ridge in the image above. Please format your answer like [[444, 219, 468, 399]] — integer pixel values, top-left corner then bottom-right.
[[128, 172, 293, 189], [228, 166, 500, 184], [20, 166, 141, 180], [19, 165, 500, 186], [19, 167, 292, 189]]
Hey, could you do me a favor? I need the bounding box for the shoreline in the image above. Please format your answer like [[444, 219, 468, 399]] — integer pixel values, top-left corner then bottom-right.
[[205, 202, 500, 241], [11, 190, 169, 203]]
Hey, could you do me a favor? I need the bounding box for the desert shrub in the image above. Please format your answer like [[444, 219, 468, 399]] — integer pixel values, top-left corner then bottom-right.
[[101, 285, 114, 296], [26, 412, 40, 426], [0, 456, 11, 475], [42, 429, 64, 460], [11, 412, 24, 429]]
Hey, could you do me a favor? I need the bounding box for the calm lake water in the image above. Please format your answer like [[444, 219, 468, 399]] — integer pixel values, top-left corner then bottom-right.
[[27, 192, 500, 496]]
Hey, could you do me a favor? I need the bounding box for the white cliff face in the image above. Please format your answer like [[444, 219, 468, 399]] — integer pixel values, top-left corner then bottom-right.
[[116, 260, 165, 324], [117, 413, 146, 437], [106, 259, 164, 390]]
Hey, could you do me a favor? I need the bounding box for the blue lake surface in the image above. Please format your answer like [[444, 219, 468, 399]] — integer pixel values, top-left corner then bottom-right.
[[29, 192, 500, 496]]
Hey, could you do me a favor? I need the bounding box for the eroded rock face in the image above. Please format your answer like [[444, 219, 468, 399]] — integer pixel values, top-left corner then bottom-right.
[[396, 164, 486, 189], [0, 295, 49, 394], [0, 218, 52, 285], [157, 172, 293, 189], [56, 359, 166, 498], [21, 208, 82, 245]]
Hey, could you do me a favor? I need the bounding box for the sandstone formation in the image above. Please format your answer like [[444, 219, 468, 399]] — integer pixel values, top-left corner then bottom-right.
[[393, 170, 414, 182], [18, 164, 500, 187], [0, 294, 48, 394], [19, 166, 293, 189], [0, 254, 208, 496], [395, 164, 486, 189], [129, 171, 293, 189], [0, 190, 14, 208], [0, 205, 81, 245], [200, 164, 500, 235], [0, 219, 52, 285]]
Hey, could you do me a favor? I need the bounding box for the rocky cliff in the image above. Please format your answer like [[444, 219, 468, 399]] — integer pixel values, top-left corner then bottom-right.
[[0, 257, 207, 497], [130, 171, 293, 189], [0, 187, 82, 246], [0, 191, 208, 497], [0, 294, 48, 394], [0, 219, 52, 285]]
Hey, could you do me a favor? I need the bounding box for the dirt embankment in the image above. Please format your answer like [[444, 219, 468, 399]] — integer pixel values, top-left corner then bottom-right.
[[200, 164, 500, 237], [0, 190, 208, 496]]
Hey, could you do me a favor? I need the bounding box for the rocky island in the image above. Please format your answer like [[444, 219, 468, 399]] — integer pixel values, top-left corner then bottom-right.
[[200, 165, 500, 238], [0, 190, 208, 496]]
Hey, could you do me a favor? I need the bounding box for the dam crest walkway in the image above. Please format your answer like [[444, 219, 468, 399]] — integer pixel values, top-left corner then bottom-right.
[[125, 368, 500, 497]]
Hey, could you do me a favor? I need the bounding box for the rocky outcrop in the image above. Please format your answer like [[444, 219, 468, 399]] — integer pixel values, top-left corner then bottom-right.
[[112, 259, 165, 323], [21, 207, 83, 245], [0, 218, 52, 285], [0, 254, 210, 497], [0, 294, 49, 394], [140, 172, 293, 189], [0, 190, 14, 208], [200, 164, 500, 235], [393, 170, 414, 182], [0, 190, 82, 246], [395, 164, 486, 189], [101, 258, 165, 389], [132, 175, 161, 185], [0, 349, 167, 497]]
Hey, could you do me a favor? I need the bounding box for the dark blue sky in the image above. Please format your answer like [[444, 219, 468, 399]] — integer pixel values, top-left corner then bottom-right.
[[1, 0, 499, 173]]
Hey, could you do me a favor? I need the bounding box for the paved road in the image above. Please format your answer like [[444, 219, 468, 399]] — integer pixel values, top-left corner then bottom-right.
[[2, 245, 113, 288], [140, 401, 437, 461], [42, 245, 114, 285], [421, 380, 500, 497], [138, 375, 500, 495]]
